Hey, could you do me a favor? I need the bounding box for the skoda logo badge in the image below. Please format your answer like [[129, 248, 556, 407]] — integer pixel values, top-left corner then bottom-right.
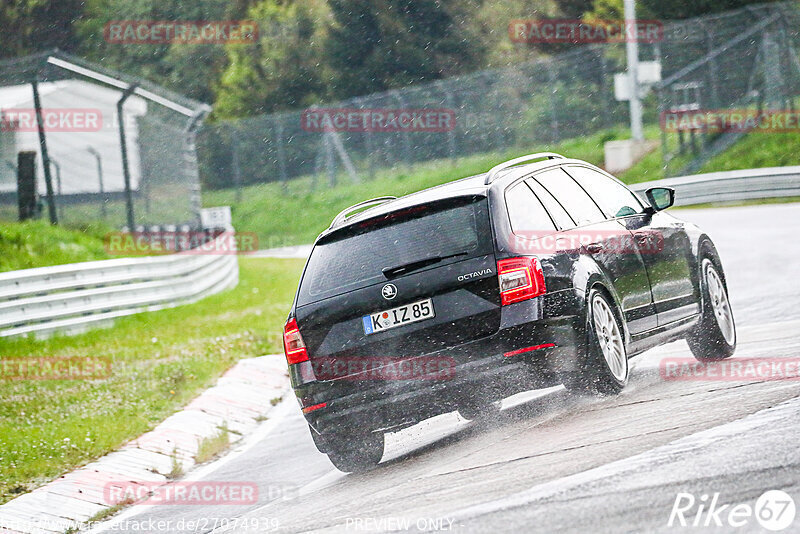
[[382, 284, 398, 300]]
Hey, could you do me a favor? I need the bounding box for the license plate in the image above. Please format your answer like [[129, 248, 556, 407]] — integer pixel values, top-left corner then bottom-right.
[[362, 298, 435, 335]]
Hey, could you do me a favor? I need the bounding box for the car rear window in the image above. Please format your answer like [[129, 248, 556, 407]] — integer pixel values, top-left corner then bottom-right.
[[297, 197, 493, 305]]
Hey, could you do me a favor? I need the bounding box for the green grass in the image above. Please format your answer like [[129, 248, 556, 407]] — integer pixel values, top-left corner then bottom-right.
[[194, 423, 230, 464], [0, 257, 304, 505], [618, 130, 800, 182], [0, 220, 113, 273], [699, 131, 800, 173]]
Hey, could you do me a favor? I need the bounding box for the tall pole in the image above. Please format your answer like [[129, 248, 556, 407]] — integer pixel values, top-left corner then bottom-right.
[[31, 79, 58, 224], [624, 0, 644, 141], [117, 84, 139, 231]]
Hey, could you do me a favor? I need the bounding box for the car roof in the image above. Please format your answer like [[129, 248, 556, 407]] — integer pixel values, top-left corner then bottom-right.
[[319, 157, 590, 239]]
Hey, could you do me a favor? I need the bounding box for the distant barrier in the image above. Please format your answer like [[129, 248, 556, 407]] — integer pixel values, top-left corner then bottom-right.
[[631, 166, 800, 205]]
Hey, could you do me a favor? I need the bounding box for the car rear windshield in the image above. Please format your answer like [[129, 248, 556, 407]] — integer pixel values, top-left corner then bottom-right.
[[297, 196, 493, 305]]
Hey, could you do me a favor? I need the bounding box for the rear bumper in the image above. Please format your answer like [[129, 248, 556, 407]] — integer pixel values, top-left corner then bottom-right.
[[291, 296, 584, 435]]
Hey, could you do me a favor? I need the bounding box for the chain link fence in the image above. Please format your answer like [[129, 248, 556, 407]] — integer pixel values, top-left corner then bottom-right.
[[0, 50, 209, 230], [198, 1, 800, 195]]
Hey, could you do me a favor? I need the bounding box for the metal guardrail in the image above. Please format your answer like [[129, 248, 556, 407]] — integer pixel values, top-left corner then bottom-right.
[[631, 166, 800, 206], [0, 232, 239, 338]]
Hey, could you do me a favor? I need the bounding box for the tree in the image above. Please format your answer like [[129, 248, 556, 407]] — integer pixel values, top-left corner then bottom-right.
[[323, 0, 487, 99], [75, 0, 230, 103], [213, 0, 328, 118], [0, 0, 83, 59]]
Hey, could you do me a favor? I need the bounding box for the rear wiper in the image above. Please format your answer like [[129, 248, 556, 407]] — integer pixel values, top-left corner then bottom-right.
[[382, 252, 468, 279]]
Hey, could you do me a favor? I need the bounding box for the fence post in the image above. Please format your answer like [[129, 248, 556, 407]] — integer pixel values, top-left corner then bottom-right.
[[231, 126, 242, 204], [117, 83, 139, 231], [393, 91, 412, 171], [87, 147, 106, 220], [325, 132, 337, 188], [275, 115, 288, 193], [599, 51, 612, 128], [547, 62, 560, 144], [657, 84, 669, 174], [31, 79, 57, 225], [438, 82, 457, 162], [703, 23, 721, 109], [183, 109, 208, 229]]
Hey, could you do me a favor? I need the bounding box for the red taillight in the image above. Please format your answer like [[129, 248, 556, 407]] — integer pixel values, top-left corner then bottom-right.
[[497, 257, 546, 306], [283, 318, 309, 365]]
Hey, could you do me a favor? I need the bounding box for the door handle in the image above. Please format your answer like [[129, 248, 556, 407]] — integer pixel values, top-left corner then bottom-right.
[[586, 243, 602, 254]]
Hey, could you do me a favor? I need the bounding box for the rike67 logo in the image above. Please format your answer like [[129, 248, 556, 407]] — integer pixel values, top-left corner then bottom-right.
[[669, 490, 796, 531]]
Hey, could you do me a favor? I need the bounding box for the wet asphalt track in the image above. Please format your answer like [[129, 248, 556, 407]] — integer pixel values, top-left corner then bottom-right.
[[96, 202, 800, 534]]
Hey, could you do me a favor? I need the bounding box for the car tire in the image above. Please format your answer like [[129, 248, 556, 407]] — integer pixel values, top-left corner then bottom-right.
[[458, 399, 501, 422], [324, 431, 385, 473], [564, 287, 629, 395], [687, 258, 736, 361]]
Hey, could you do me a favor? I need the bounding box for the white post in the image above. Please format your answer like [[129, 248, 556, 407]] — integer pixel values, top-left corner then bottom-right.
[[624, 0, 644, 141]]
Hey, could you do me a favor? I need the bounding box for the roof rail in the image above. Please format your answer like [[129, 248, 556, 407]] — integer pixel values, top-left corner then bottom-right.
[[484, 153, 565, 185], [329, 196, 398, 228]]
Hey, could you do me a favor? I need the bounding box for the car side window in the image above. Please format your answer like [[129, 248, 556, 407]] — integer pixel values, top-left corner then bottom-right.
[[505, 181, 556, 237], [566, 166, 645, 218], [525, 177, 576, 230], [530, 168, 606, 226]]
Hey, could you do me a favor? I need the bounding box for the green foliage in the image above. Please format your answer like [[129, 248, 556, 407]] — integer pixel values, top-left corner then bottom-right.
[[323, 0, 488, 100], [213, 0, 328, 118], [0, 0, 83, 59], [75, 0, 230, 102]]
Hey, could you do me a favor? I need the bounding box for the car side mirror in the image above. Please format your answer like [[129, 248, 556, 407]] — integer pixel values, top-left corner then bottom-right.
[[645, 187, 675, 212]]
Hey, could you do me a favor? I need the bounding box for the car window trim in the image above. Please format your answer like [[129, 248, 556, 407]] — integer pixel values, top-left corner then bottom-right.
[[523, 176, 577, 230], [526, 167, 607, 229], [562, 164, 647, 220]]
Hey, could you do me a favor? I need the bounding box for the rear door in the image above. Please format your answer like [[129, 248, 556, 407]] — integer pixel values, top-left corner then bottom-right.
[[295, 196, 500, 382]]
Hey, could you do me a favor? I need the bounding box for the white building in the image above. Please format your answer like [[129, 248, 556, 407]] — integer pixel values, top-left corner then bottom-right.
[[0, 80, 148, 195]]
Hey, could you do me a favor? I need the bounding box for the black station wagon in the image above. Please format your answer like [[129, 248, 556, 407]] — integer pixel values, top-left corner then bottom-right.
[[283, 153, 736, 472]]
